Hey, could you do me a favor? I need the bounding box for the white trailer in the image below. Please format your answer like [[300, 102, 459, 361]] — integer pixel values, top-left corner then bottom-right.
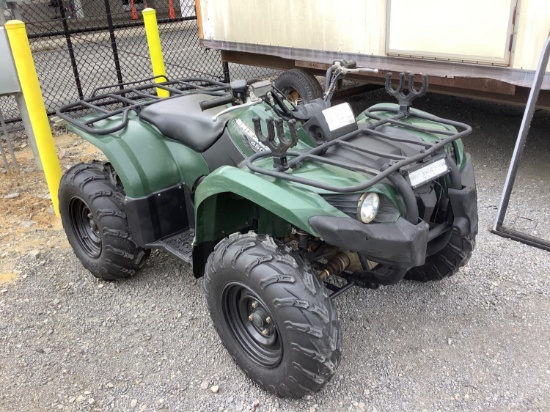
[[196, 0, 550, 106]]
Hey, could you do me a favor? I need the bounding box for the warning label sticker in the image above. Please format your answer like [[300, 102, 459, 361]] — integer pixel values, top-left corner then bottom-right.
[[322, 103, 356, 131]]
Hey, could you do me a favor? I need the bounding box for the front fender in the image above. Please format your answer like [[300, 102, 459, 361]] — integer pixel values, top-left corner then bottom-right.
[[194, 166, 348, 244], [69, 114, 209, 198]]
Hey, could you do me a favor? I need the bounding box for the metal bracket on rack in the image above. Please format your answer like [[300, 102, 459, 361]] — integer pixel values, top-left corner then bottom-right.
[[252, 116, 298, 169], [385, 73, 428, 114]]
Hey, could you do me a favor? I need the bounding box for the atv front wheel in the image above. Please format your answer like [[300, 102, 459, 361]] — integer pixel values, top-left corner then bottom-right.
[[274, 69, 323, 103], [204, 233, 341, 398], [59, 162, 150, 280]]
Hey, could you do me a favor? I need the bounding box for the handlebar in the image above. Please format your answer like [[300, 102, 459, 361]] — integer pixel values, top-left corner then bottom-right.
[[200, 94, 234, 111], [340, 59, 357, 69], [323, 62, 379, 102], [346, 67, 379, 74]]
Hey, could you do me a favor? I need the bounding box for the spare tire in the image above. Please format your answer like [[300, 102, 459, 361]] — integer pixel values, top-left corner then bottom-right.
[[274, 69, 323, 103]]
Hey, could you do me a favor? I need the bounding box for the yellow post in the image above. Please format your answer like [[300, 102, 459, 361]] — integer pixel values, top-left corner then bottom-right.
[[143, 8, 169, 98], [5, 21, 62, 217]]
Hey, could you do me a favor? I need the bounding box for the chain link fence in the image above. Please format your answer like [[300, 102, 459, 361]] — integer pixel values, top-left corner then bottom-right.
[[0, 0, 277, 143]]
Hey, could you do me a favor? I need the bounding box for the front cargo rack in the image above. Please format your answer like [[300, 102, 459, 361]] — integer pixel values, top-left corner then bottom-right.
[[246, 106, 472, 195], [56, 76, 229, 135]]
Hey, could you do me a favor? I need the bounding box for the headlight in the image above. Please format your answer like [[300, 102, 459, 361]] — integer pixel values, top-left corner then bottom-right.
[[357, 193, 380, 223], [322, 192, 399, 223]]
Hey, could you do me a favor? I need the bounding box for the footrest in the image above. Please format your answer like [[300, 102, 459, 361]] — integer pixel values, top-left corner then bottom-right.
[[148, 229, 194, 265]]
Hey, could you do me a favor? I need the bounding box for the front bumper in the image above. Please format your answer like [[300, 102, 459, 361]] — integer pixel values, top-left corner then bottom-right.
[[310, 216, 430, 268], [310, 154, 478, 273]]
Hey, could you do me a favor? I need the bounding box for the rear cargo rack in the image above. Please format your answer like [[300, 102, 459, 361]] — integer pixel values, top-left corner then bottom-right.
[[246, 107, 472, 193], [56, 76, 229, 135]]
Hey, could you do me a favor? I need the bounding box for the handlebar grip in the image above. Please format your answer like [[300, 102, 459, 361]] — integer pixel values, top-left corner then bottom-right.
[[200, 94, 234, 111], [343, 59, 357, 69]]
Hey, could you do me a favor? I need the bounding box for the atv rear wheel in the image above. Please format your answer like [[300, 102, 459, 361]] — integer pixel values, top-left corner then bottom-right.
[[59, 162, 150, 280], [204, 233, 341, 398], [404, 231, 476, 282], [274, 69, 323, 103]]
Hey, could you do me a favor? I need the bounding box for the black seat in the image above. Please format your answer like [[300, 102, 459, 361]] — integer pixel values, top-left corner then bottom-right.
[[139, 94, 229, 152]]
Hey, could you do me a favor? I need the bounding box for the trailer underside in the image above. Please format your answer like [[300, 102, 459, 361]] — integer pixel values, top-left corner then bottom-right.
[[204, 41, 550, 109]]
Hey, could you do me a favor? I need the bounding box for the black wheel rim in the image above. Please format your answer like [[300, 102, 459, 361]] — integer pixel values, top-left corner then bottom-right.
[[69, 197, 102, 258], [222, 283, 282, 368]]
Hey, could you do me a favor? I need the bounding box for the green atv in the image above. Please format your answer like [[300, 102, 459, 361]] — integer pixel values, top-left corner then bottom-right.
[[57, 61, 478, 398]]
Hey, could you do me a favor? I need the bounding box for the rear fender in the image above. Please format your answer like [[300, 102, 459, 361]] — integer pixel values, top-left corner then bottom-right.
[[68, 114, 209, 198]]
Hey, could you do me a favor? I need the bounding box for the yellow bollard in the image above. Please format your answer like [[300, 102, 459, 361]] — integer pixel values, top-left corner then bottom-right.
[[5, 20, 62, 217], [143, 8, 169, 98]]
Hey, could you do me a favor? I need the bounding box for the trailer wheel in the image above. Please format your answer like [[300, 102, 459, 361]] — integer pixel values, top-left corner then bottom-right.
[[59, 162, 150, 281], [274, 69, 323, 103], [204, 233, 341, 398]]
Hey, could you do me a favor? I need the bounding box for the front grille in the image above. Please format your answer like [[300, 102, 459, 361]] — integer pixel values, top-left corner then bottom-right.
[[322, 194, 360, 219]]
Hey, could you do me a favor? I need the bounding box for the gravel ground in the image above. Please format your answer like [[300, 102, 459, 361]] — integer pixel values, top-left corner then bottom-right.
[[1, 91, 549, 412]]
